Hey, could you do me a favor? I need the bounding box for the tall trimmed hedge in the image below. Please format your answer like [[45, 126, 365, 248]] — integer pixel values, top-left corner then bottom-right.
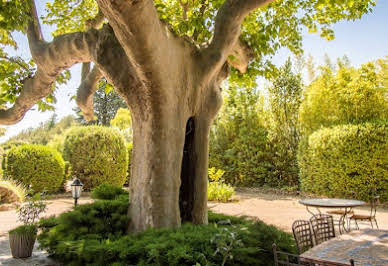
[[299, 122, 388, 201], [5, 145, 65, 193], [63, 126, 128, 190]]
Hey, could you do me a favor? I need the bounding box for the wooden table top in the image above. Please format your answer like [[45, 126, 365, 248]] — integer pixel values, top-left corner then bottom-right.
[[301, 229, 388, 266]]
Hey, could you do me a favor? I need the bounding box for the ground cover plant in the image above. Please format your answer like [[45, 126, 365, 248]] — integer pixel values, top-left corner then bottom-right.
[[38, 185, 295, 266]]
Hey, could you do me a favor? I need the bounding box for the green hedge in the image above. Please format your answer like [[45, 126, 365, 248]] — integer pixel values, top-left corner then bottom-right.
[[5, 144, 65, 193], [299, 122, 388, 201], [38, 198, 295, 266], [63, 126, 128, 190]]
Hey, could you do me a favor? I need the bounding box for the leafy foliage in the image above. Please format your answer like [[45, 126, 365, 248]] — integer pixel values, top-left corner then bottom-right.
[[208, 168, 235, 202], [110, 108, 131, 130], [208, 182, 235, 202], [265, 59, 303, 189], [74, 80, 127, 126], [152, 0, 376, 86], [91, 184, 128, 200], [111, 108, 133, 142], [298, 122, 388, 201], [38, 196, 130, 250], [209, 86, 269, 186], [38, 196, 295, 266], [6, 115, 77, 149], [5, 145, 65, 193], [17, 193, 47, 225], [300, 58, 388, 134], [63, 126, 128, 190], [211, 226, 245, 266]]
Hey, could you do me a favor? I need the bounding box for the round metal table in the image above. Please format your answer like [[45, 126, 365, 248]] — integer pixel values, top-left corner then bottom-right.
[[299, 198, 366, 233]]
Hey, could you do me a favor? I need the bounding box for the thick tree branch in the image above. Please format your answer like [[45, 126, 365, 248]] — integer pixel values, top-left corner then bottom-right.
[[227, 39, 255, 73], [202, 0, 274, 77], [96, 0, 171, 84], [76, 66, 102, 121], [78, 7, 105, 120], [0, 1, 99, 125], [86, 8, 105, 29]]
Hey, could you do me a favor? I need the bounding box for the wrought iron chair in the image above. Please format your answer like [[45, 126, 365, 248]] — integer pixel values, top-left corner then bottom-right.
[[350, 196, 379, 229], [272, 243, 314, 266], [310, 214, 336, 245], [292, 220, 315, 254]]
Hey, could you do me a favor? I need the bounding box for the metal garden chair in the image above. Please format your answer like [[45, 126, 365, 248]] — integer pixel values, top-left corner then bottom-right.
[[310, 214, 336, 245], [350, 195, 379, 229], [292, 220, 315, 254]]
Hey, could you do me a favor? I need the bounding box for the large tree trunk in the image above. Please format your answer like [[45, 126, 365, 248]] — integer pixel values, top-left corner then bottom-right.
[[127, 84, 221, 231]]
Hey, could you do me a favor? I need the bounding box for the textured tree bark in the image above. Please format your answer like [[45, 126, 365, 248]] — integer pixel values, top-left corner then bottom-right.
[[127, 83, 222, 231]]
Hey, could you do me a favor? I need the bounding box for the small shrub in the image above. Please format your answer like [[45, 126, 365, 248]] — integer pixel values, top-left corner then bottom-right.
[[91, 184, 128, 200], [299, 122, 388, 201], [208, 167, 225, 182], [18, 193, 47, 225], [38, 196, 129, 245], [38, 198, 295, 266], [0, 178, 26, 204], [63, 126, 128, 190], [5, 145, 65, 193], [208, 182, 235, 202], [208, 168, 235, 202]]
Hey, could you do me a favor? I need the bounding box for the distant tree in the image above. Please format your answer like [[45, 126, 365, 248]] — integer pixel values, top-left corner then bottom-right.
[[6, 115, 77, 146], [300, 57, 388, 134], [74, 79, 126, 126], [305, 54, 316, 83], [47, 113, 58, 130], [209, 86, 269, 186], [266, 59, 303, 188], [110, 108, 132, 142]]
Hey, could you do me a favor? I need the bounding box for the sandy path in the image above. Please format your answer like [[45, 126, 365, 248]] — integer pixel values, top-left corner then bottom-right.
[[209, 188, 388, 232]]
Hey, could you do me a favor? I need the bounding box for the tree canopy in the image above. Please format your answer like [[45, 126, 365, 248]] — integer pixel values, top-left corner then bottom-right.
[[0, 0, 377, 120]]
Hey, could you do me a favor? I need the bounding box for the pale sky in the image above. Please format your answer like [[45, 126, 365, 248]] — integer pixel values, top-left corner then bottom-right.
[[1, 0, 387, 142]]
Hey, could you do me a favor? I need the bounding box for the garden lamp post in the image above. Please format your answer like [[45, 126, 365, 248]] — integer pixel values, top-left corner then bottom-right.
[[71, 178, 83, 206]]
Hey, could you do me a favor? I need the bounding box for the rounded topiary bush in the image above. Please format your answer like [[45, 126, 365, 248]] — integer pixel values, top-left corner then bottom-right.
[[63, 126, 128, 190], [299, 122, 388, 201], [5, 145, 65, 193]]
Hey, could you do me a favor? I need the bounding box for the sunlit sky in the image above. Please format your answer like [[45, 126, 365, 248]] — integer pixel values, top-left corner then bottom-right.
[[1, 0, 387, 142]]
